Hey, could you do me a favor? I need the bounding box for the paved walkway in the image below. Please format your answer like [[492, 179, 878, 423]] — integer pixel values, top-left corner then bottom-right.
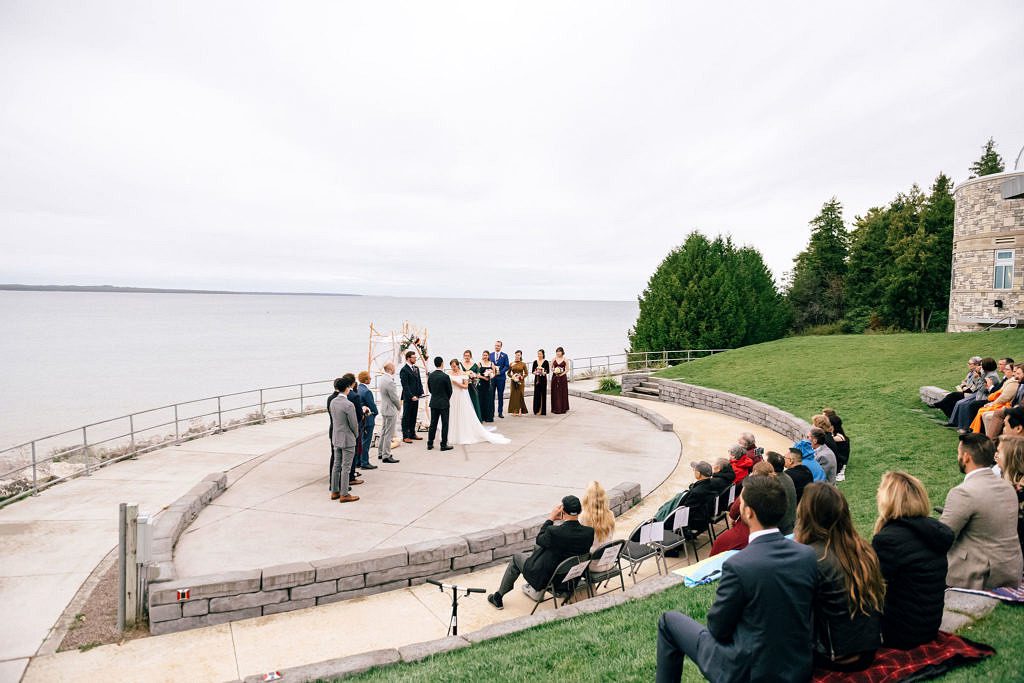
[[174, 400, 679, 575], [18, 397, 793, 683]]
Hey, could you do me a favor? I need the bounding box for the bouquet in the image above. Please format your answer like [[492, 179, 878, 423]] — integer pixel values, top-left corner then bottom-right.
[[510, 372, 524, 386], [483, 367, 494, 379], [554, 366, 565, 376]]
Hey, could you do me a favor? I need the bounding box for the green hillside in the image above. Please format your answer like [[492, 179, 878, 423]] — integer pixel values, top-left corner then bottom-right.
[[347, 330, 1023, 682]]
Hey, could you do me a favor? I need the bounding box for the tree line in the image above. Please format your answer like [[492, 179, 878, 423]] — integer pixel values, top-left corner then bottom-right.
[[629, 138, 1007, 353]]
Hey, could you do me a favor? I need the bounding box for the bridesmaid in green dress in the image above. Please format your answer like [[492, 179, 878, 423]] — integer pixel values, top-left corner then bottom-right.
[[461, 349, 482, 420]]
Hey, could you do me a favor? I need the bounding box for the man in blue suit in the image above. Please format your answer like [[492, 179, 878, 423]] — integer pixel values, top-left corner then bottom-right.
[[356, 371, 378, 470], [492, 340, 510, 419], [656, 475, 819, 683]]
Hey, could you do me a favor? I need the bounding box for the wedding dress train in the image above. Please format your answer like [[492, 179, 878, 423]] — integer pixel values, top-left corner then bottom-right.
[[448, 372, 511, 445]]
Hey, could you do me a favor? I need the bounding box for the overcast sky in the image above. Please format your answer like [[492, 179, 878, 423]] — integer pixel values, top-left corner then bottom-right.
[[1, 2, 1022, 301]]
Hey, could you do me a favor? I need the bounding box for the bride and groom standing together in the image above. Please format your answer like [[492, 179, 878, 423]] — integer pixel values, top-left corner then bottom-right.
[[412, 354, 511, 450]]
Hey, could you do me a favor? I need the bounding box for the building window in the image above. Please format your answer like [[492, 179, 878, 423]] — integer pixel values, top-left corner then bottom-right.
[[994, 250, 1014, 290]]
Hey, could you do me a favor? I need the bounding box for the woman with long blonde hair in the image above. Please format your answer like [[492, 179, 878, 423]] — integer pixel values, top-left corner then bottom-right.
[[796, 483, 883, 671], [580, 480, 615, 550], [996, 436, 1024, 559], [870, 471, 953, 649]]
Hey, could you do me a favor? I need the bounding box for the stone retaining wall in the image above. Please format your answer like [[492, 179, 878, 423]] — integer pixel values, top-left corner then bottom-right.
[[623, 373, 811, 441], [147, 472, 228, 583], [148, 481, 642, 634], [568, 386, 672, 431]]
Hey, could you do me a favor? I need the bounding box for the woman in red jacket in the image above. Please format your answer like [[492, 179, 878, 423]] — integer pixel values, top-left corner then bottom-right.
[[728, 444, 754, 485]]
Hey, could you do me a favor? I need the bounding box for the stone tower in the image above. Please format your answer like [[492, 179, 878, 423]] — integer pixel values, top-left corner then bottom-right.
[[947, 170, 1024, 331]]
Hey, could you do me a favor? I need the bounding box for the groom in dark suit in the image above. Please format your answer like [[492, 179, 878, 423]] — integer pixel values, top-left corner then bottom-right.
[[400, 350, 425, 442], [655, 475, 819, 683], [427, 357, 453, 451]]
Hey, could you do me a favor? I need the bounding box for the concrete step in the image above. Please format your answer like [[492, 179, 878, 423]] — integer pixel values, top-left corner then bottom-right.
[[631, 386, 661, 396], [638, 381, 661, 390], [623, 390, 660, 401]]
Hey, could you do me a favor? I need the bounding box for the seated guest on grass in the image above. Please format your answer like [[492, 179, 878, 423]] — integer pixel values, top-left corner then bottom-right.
[[728, 444, 754, 487], [656, 475, 818, 683], [939, 432, 1023, 589], [711, 464, 774, 555], [969, 362, 1019, 434], [487, 495, 594, 610], [738, 432, 762, 465], [655, 461, 721, 530], [1000, 406, 1024, 440], [823, 408, 851, 478], [949, 357, 999, 430], [796, 483, 883, 671], [809, 428, 837, 484], [785, 447, 814, 501], [579, 480, 615, 551], [995, 435, 1024, 558], [813, 413, 848, 481], [871, 471, 954, 650], [983, 364, 1024, 438], [766, 451, 797, 535], [934, 356, 984, 419]]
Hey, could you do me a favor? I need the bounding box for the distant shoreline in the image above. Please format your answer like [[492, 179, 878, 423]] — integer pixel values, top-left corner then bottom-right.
[[0, 284, 358, 297]]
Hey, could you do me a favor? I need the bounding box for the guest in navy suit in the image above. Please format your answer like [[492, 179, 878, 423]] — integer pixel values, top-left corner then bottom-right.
[[492, 340, 510, 418], [356, 372, 378, 470], [656, 476, 819, 683]]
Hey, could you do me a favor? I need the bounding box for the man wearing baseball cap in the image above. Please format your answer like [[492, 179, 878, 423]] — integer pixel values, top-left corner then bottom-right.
[[488, 495, 594, 610], [654, 461, 724, 532]]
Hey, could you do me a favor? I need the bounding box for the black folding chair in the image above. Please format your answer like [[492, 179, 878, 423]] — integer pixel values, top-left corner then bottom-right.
[[631, 515, 687, 572], [666, 504, 713, 563], [709, 484, 737, 540], [584, 539, 626, 597], [622, 519, 664, 582], [529, 554, 591, 615]]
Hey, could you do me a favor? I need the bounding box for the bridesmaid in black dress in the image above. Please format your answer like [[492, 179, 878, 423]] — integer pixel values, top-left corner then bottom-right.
[[550, 346, 570, 414], [477, 350, 496, 422], [532, 349, 550, 416]]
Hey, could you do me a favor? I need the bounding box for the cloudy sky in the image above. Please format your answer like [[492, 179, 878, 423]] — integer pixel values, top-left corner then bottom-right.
[[1, 2, 1022, 301]]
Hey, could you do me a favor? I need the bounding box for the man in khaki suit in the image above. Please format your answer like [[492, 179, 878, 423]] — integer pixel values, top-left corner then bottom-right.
[[940, 433, 1023, 589]]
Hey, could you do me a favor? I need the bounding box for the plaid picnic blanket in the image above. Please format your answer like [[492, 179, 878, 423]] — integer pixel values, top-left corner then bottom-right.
[[812, 632, 994, 683], [947, 584, 1024, 603]]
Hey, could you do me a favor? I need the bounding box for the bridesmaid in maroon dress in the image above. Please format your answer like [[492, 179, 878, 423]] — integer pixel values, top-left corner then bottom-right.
[[532, 349, 550, 416], [551, 346, 569, 414]]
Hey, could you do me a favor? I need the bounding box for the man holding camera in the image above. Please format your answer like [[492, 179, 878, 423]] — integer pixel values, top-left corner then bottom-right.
[[487, 495, 594, 610]]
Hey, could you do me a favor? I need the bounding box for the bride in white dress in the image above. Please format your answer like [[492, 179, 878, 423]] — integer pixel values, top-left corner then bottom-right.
[[447, 360, 511, 445]]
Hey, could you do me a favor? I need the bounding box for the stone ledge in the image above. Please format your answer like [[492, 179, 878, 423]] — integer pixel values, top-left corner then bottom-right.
[[398, 636, 472, 663], [240, 648, 402, 683], [920, 385, 948, 407]]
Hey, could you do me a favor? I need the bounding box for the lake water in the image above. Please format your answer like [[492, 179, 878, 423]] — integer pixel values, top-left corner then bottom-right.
[[0, 292, 637, 450]]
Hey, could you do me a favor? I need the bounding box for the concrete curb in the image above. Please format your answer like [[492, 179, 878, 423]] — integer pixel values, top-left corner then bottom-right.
[[236, 572, 686, 681]]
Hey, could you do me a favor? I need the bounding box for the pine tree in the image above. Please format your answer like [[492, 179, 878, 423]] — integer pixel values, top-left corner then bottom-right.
[[629, 232, 787, 353], [845, 207, 891, 329], [786, 198, 849, 330], [969, 137, 1004, 178]]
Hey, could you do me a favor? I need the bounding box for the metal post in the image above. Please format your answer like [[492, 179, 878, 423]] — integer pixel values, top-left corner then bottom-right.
[[117, 503, 126, 632], [82, 426, 90, 475], [217, 396, 223, 432], [299, 383, 305, 414], [606, 355, 610, 375], [31, 441, 38, 495], [129, 414, 136, 456], [124, 503, 139, 629], [259, 389, 265, 422], [174, 405, 180, 445]]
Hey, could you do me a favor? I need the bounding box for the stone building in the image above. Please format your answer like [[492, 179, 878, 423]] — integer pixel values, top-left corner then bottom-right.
[[947, 169, 1024, 331]]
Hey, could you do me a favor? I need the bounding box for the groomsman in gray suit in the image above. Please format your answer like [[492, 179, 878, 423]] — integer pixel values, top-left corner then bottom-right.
[[378, 363, 401, 464], [329, 375, 360, 503]]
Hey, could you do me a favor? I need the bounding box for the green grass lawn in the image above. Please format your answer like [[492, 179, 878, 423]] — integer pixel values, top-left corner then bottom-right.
[[346, 330, 1023, 682]]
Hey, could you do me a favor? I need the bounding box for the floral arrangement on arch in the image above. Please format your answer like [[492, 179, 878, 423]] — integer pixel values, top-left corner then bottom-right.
[[399, 334, 428, 362]]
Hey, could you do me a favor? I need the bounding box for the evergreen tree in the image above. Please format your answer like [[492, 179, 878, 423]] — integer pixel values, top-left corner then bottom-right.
[[845, 207, 891, 329], [786, 198, 849, 330], [629, 232, 787, 353], [969, 137, 1004, 178]]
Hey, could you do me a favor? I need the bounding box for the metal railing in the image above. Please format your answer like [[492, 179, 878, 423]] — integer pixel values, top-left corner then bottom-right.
[[982, 315, 1018, 331], [567, 349, 728, 381], [0, 348, 728, 508], [0, 380, 336, 508]]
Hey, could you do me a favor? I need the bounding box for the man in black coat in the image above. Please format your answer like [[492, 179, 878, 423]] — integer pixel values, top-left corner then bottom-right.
[[656, 476, 819, 683], [655, 461, 720, 534], [487, 495, 594, 610], [426, 356, 453, 451], [784, 447, 814, 502], [400, 350, 425, 442]]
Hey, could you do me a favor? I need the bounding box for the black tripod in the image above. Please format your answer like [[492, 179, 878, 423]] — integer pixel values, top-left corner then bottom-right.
[[425, 578, 486, 636]]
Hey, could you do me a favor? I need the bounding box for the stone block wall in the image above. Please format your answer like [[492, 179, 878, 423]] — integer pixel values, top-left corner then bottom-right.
[[948, 171, 1024, 331], [147, 472, 227, 583], [641, 377, 811, 442], [147, 481, 643, 635]]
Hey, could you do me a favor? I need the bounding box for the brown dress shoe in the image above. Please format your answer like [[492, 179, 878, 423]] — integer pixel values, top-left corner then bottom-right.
[[330, 492, 341, 500], [411, 435, 423, 440], [338, 494, 360, 503], [349, 479, 364, 485], [403, 438, 413, 443]]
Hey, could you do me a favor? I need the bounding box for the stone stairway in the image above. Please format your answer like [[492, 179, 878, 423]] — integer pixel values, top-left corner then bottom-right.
[[624, 380, 661, 401]]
